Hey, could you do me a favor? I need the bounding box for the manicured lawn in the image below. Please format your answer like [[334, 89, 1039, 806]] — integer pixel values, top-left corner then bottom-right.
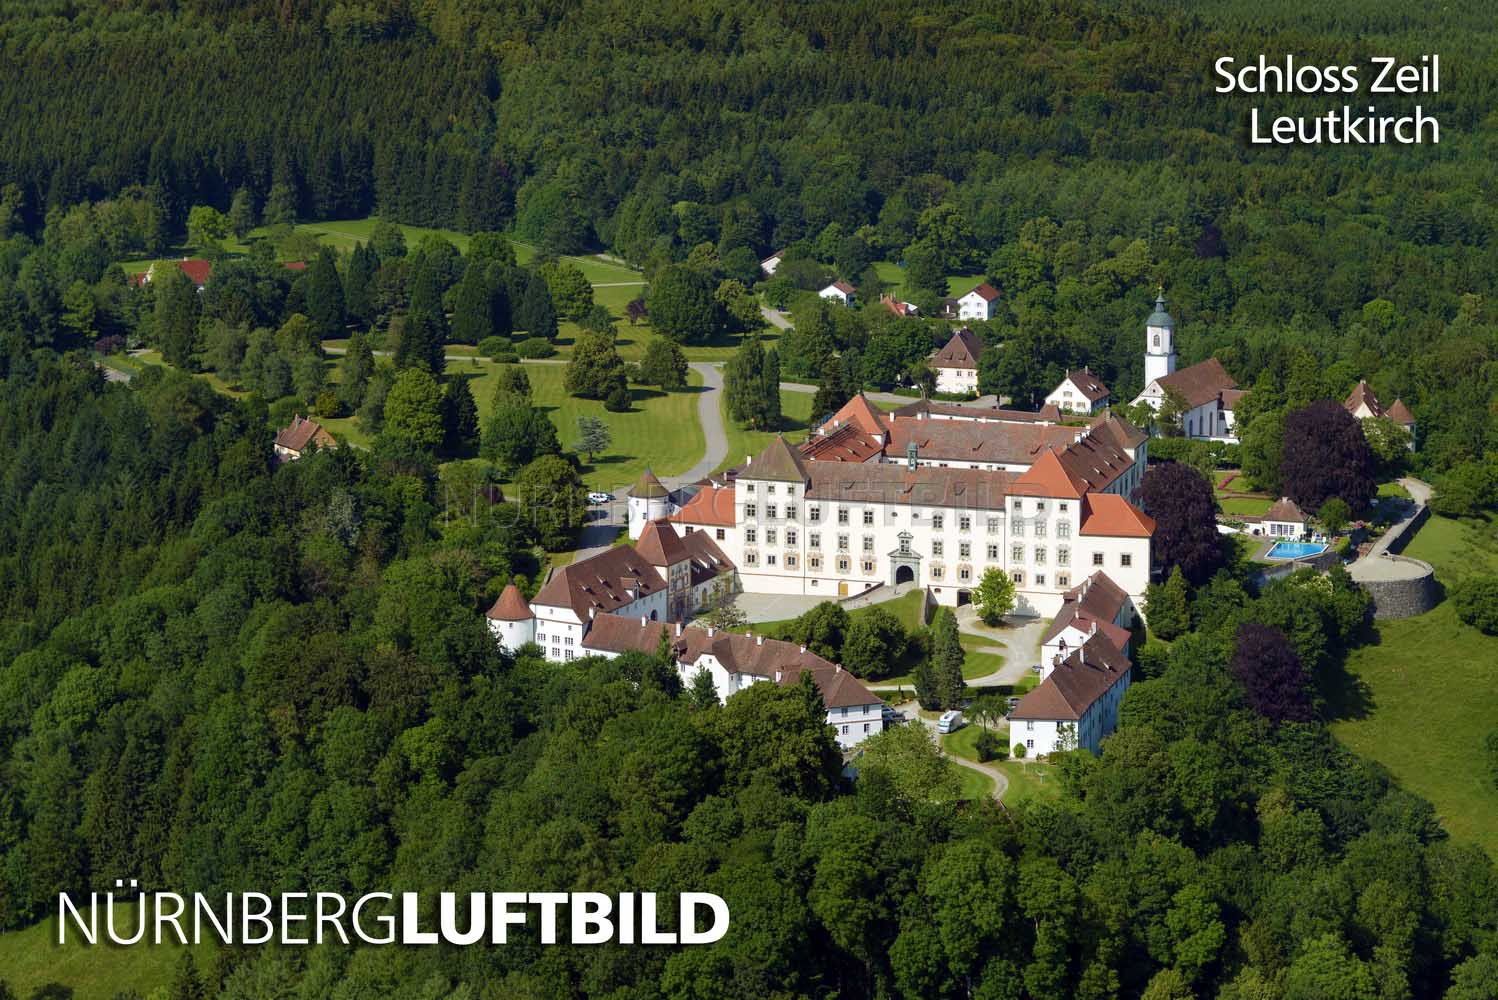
[[870, 261, 987, 302], [942, 721, 991, 762], [0, 901, 216, 1000], [717, 389, 816, 472], [1378, 480, 1411, 499], [1327, 512, 1498, 857], [951, 764, 996, 801], [454, 359, 706, 492], [1219, 496, 1272, 516], [998, 758, 1062, 805]]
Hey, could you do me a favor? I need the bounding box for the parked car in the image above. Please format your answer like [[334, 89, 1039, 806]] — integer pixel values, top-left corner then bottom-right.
[[587, 492, 613, 505], [936, 710, 963, 734], [881, 706, 905, 726]]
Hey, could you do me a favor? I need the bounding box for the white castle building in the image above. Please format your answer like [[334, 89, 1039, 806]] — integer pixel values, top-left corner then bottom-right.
[[670, 394, 1155, 618]]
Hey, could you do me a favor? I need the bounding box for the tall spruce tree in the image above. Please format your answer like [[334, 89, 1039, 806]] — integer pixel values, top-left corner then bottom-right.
[[725, 332, 768, 427], [450, 261, 495, 344], [517, 269, 558, 341], [929, 607, 966, 709], [336, 331, 375, 409], [441, 376, 480, 457], [811, 354, 850, 419], [763, 347, 783, 430], [304, 247, 346, 342], [396, 255, 447, 371], [344, 242, 377, 327]]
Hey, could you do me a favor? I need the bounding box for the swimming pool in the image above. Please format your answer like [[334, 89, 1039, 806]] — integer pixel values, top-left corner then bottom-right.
[[1266, 541, 1328, 560]]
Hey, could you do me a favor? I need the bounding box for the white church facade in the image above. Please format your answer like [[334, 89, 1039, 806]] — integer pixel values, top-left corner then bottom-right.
[[1131, 292, 1246, 442]]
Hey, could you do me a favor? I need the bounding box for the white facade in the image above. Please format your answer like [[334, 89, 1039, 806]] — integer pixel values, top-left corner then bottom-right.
[[1263, 517, 1304, 538], [819, 283, 854, 306], [531, 590, 668, 663], [934, 364, 978, 395], [1045, 376, 1109, 415], [1143, 294, 1176, 386], [488, 616, 535, 654], [721, 474, 1148, 618], [1014, 673, 1130, 756], [957, 288, 999, 321], [1132, 383, 1239, 442]]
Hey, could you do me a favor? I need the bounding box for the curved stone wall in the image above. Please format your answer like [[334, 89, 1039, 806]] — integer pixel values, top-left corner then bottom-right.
[[1349, 555, 1438, 619]]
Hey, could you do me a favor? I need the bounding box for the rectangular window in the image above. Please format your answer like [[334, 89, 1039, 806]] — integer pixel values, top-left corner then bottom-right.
[[745, 552, 758, 566], [809, 555, 822, 570], [1035, 573, 1046, 586], [809, 507, 822, 523], [685, 526, 694, 534], [537, 633, 546, 643], [745, 528, 757, 543], [766, 528, 777, 545], [1012, 571, 1023, 584], [552, 647, 561, 658], [959, 566, 971, 581], [787, 554, 798, 569], [716, 528, 725, 541], [863, 722, 870, 733], [746, 483, 756, 494], [1026, 721, 1034, 731], [767, 504, 777, 519], [767, 554, 777, 566], [932, 541, 944, 557], [838, 535, 849, 551], [1012, 543, 1024, 562], [863, 509, 874, 525], [745, 503, 757, 518], [987, 518, 1000, 534], [1059, 502, 1069, 513], [565, 650, 575, 661], [837, 557, 850, 572], [787, 529, 798, 546], [959, 542, 971, 559], [837, 508, 849, 525], [766, 484, 776, 495], [1034, 547, 1047, 564], [1058, 574, 1070, 588], [1012, 499, 1023, 513], [1058, 547, 1070, 566], [987, 544, 999, 560], [1026, 738, 1034, 749], [1011, 519, 1023, 537], [1035, 521, 1047, 538], [863, 536, 874, 552], [1093, 552, 1104, 566], [932, 514, 944, 530], [1058, 522, 1071, 539], [809, 532, 820, 548], [1036, 501, 1047, 513], [931, 565, 944, 580], [862, 560, 875, 574], [959, 515, 971, 532], [1121, 553, 1133, 567]]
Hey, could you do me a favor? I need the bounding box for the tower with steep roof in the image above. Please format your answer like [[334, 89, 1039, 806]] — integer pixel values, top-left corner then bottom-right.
[[1144, 290, 1176, 386], [626, 467, 671, 539], [485, 579, 535, 652]]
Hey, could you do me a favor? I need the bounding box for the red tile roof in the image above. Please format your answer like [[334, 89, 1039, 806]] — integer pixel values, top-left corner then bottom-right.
[[804, 463, 1014, 510], [532, 546, 667, 621], [1058, 369, 1110, 402], [800, 423, 885, 463], [1010, 633, 1131, 722], [1079, 493, 1155, 537], [274, 415, 337, 454], [1042, 571, 1131, 644], [932, 328, 984, 369], [671, 485, 736, 528], [178, 258, 212, 286], [827, 280, 856, 296], [1344, 379, 1382, 416], [1385, 399, 1415, 425], [636, 519, 689, 566], [890, 397, 1061, 425], [1155, 358, 1238, 409], [885, 418, 1075, 469], [962, 282, 1001, 302], [825, 394, 889, 437], [745, 436, 811, 483], [1012, 449, 1089, 499], [486, 583, 532, 621], [1265, 497, 1307, 523], [626, 468, 670, 499]]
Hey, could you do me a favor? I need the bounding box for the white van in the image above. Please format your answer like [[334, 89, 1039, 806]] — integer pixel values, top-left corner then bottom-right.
[[936, 710, 963, 734]]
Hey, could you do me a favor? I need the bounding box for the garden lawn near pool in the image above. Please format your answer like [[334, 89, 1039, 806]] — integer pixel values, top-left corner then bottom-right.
[[1327, 513, 1498, 857]]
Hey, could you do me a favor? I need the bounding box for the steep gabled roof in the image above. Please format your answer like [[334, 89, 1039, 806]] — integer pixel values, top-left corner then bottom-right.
[[745, 435, 811, 483], [1042, 571, 1131, 644], [825, 394, 889, 437], [1344, 380, 1383, 417], [486, 583, 532, 621], [931, 328, 984, 369], [823, 280, 855, 296], [274, 415, 336, 454], [1057, 369, 1110, 402], [1386, 399, 1415, 426], [627, 468, 670, 499], [800, 423, 885, 463], [1088, 411, 1147, 451], [1156, 358, 1237, 409], [636, 518, 689, 566], [532, 546, 666, 621], [1010, 633, 1131, 722], [1011, 448, 1088, 499], [962, 282, 1001, 303], [1079, 493, 1155, 537]]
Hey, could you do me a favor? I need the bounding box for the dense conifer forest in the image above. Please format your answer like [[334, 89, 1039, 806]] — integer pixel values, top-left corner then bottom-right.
[[1, 0, 1497, 996]]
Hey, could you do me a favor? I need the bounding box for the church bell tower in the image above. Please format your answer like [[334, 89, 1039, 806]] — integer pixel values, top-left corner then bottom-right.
[[1143, 289, 1176, 386]]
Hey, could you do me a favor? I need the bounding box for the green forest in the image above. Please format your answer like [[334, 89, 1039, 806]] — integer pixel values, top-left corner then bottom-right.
[[1, 0, 1498, 996]]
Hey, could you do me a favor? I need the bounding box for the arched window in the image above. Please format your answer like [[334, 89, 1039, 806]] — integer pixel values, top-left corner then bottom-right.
[[1152, 334, 1160, 348]]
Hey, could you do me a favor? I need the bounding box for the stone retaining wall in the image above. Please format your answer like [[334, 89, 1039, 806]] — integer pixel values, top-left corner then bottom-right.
[[1354, 555, 1439, 619], [1383, 502, 1431, 556]]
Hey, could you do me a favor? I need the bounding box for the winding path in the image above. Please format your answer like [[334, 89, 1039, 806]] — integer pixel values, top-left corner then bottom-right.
[[901, 708, 1009, 801]]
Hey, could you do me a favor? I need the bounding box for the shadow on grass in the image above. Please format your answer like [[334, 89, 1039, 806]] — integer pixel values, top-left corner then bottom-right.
[[1318, 628, 1379, 723]]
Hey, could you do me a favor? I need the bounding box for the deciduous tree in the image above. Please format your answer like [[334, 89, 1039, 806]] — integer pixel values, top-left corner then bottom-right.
[[1134, 461, 1226, 586], [1282, 401, 1376, 515]]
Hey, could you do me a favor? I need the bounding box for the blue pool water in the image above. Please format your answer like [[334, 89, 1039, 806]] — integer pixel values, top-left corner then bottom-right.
[[1266, 541, 1328, 560]]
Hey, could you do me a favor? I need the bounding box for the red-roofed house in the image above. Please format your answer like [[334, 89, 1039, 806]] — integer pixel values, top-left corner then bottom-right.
[[931, 328, 984, 395], [1045, 369, 1111, 415], [1010, 631, 1132, 755], [956, 282, 1001, 321], [129, 258, 213, 290], [819, 280, 856, 307], [273, 415, 338, 462]]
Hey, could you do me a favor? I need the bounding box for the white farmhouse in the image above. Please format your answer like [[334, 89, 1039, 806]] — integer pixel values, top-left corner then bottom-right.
[[930, 328, 984, 395], [1009, 631, 1132, 756], [819, 280, 856, 306], [760, 249, 787, 276], [956, 282, 1001, 321], [579, 614, 887, 748], [1045, 369, 1111, 415]]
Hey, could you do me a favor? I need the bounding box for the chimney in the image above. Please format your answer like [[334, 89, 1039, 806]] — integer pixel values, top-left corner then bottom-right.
[[707, 627, 716, 637], [835, 663, 842, 673], [641, 615, 647, 627], [756, 634, 764, 646], [676, 622, 683, 636], [589, 608, 597, 620], [799, 645, 806, 654], [775, 670, 783, 683]]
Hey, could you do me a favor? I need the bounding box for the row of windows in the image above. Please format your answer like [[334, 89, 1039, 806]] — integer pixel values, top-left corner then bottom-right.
[[742, 483, 797, 498], [1011, 572, 1072, 588]]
